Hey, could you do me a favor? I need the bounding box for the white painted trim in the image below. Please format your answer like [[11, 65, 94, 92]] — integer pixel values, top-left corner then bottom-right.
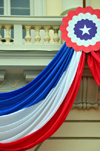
[[86, 0, 90, 6], [14, 25, 23, 45], [7, 0, 11, 15], [4, 0, 8, 15], [0, 16, 62, 33], [33, 0, 46, 16], [4, 0, 11, 15], [3, 0, 46, 16], [0, 44, 62, 51], [30, 0, 34, 16], [42, 0, 46, 16], [33, 0, 38, 16]]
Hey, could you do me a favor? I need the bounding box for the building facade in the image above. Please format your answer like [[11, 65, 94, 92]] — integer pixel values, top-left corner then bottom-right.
[[0, 0, 100, 150]]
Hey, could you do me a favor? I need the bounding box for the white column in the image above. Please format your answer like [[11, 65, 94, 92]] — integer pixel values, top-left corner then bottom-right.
[[14, 25, 23, 45], [30, 0, 34, 16], [33, 0, 46, 16], [0, 25, 2, 44]]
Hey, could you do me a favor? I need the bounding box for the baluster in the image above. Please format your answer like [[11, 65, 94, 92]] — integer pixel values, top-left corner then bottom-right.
[[0, 25, 2, 44], [44, 26, 50, 44], [34, 26, 41, 44], [53, 26, 60, 44], [24, 25, 32, 44], [4, 25, 11, 44]]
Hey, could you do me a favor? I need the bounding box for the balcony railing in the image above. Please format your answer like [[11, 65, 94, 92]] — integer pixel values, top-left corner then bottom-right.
[[0, 16, 63, 51], [0, 15, 99, 110]]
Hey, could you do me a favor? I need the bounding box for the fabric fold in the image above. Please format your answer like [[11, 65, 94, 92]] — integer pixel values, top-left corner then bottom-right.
[[0, 51, 85, 151], [0, 44, 74, 115], [87, 50, 100, 86], [0, 51, 81, 143]]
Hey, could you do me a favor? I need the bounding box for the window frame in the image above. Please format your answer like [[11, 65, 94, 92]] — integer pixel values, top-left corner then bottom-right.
[[3, 0, 46, 16]]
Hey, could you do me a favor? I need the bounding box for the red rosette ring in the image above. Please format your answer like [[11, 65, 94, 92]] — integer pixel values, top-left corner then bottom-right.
[[60, 6, 100, 53]]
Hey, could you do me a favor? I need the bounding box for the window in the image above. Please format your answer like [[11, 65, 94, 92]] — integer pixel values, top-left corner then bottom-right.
[[1, 0, 46, 16], [10, 0, 30, 38], [11, 0, 30, 15], [0, 0, 46, 42], [0, 0, 4, 15]]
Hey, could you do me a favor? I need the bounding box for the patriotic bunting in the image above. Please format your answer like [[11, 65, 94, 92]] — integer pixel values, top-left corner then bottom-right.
[[60, 6, 100, 53], [0, 6, 100, 151]]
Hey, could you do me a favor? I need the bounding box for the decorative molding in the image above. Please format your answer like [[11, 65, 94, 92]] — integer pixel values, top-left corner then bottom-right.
[[24, 70, 42, 82], [0, 44, 62, 51], [9, 80, 21, 88], [0, 80, 7, 88], [0, 71, 6, 81], [0, 50, 58, 68], [73, 76, 98, 109], [0, 16, 62, 26]]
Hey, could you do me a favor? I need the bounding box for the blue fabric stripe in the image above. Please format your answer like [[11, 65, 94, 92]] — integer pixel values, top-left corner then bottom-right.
[[0, 44, 74, 115], [0, 43, 66, 100]]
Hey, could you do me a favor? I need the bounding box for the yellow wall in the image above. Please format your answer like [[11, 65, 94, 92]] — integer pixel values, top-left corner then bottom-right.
[[46, 0, 100, 16], [46, 0, 62, 16], [90, 0, 100, 9], [46, 0, 62, 44]]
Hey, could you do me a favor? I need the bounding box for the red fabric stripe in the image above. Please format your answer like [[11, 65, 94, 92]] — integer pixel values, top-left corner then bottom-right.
[[88, 50, 100, 86], [0, 52, 85, 151]]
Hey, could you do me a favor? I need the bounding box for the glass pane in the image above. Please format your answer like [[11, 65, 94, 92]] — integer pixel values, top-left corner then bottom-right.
[[0, 8, 3, 15], [11, 8, 30, 15], [0, 0, 3, 7], [11, 29, 14, 39], [0, 28, 4, 38], [23, 29, 26, 39], [11, 0, 29, 8]]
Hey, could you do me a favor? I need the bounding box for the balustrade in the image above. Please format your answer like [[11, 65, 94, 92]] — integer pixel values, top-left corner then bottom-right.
[[0, 16, 62, 47], [34, 26, 41, 44], [24, 25, 32, 44], [0, 25, 60, 45], [53, 26, 60, 44], [44, 26, 50, 44], [4, 25, 11, 44]]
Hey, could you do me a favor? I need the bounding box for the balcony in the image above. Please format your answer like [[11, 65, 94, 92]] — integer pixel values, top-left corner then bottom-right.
[[0, 15, 63, 51], [0, 15, 99, 110]]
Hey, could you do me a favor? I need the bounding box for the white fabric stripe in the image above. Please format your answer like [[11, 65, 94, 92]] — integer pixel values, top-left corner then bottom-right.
[[0, 51, 82, 143]]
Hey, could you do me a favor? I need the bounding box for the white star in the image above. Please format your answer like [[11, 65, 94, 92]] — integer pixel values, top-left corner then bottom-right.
[[79, 25, 91, 35]]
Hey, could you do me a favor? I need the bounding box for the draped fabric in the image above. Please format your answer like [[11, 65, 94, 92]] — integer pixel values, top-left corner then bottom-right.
[[0, 43, 85, 151], [88, 50, 100, 86], [0, 43, 74, 116]]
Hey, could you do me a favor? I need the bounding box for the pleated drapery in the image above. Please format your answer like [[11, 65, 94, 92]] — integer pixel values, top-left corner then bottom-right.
[[88, 50, 100, 86], [0, 43, 86, 151], [0, 43, 74, 115]]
